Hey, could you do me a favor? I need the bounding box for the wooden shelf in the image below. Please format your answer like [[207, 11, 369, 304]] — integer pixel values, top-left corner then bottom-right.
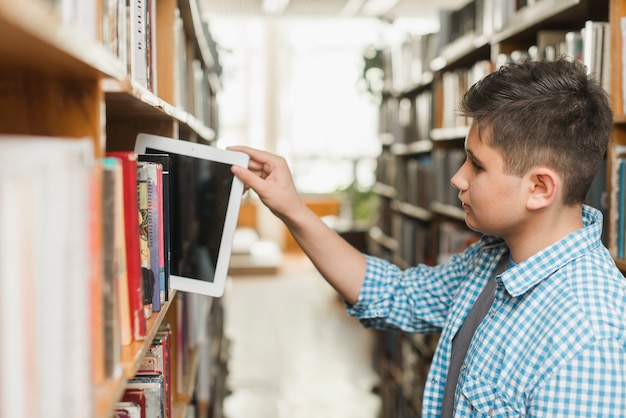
[[103, 78, 215, 143], [391, 200, 433, 222], [431, 32, 490, 72], [491, 0, 604, 45], [369, 227, 398, 251], [431, 201, 466, 222], [430, 126, 469, 142], [391, 139, 433, 156], [373, 182, 397, 199], [0, 0, 125, 80]]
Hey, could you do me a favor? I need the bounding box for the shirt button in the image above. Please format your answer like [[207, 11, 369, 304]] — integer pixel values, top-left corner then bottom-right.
[[490, 311, 495, 318], [488, 408, 494, 416]]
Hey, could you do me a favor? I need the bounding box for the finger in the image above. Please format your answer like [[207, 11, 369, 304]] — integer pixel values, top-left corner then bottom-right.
[[231, 164, 266, 193], [228, 145, 279, 169]]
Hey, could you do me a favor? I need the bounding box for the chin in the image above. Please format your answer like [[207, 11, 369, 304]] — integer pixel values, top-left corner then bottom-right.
[[464, 216, 485, 235]]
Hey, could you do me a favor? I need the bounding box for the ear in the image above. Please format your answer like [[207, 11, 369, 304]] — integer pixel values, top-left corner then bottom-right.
[[526, 167, 560, 210]]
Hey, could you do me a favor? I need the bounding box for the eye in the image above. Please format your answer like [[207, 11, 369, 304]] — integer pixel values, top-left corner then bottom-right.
[[466, 155, 483, 172]]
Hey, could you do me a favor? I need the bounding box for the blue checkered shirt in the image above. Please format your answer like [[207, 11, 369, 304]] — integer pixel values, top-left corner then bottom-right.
[[348, 205, 626, 417]]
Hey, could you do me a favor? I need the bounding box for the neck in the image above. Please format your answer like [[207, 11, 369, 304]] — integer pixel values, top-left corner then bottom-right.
[[505, 204, 583, 263]]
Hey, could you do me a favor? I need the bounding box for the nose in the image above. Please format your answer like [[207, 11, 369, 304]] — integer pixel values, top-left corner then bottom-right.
[[450, 161, 468, 191]]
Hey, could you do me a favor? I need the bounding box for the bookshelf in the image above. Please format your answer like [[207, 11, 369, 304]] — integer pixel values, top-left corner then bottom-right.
[[369, 0, 614, 415], [0, 0, 226, 417]]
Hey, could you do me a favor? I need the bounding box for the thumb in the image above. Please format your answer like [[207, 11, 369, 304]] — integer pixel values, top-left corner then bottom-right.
[[231, 164, 264, 193]]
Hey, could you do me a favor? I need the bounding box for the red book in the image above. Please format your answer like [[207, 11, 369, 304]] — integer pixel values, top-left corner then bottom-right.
[[155, 326, 172, 418], [106, 151, 146, 341], [121, 388, 146, 418]]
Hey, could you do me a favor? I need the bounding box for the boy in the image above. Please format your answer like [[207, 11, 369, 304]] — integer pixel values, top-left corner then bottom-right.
[[229, 58, 626, 416]]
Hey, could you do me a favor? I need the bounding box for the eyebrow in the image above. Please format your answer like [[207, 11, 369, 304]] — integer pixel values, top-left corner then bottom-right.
[[466, 148, 483, 166]]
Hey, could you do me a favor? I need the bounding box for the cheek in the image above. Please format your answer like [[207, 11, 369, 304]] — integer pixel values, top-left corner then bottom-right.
[[471, 176, 519, 210]]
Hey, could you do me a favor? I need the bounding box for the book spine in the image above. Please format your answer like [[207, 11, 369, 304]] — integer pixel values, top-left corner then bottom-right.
[[144, 162, 162, 312], [138, 154, 170, 302], [137, 162, 153, 318], [110, 158, 133, 346], [102, 158, 123, 378], [106, 151, 146, 341], [90, 160, 106, 385], [130, 0, 149, 88], [156, 164, 166, 305]]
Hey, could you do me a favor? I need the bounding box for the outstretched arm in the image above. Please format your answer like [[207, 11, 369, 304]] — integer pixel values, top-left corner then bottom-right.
[[229, 145, 366, 305]]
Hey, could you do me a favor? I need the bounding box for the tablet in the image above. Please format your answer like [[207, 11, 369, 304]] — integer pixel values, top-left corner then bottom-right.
[[134, 133, 249, 297]]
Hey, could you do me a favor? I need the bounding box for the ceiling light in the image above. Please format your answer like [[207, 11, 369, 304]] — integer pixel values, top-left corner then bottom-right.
[[262, 0, 290, 14], [361, 0, 400, 16]]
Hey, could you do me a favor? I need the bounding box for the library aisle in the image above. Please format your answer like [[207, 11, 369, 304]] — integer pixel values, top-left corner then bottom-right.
[[222, 253, 382, 418]]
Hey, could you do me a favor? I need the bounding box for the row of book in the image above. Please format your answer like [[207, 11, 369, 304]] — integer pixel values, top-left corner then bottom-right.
[[439, 60, 493, 130], [437, 221, 482, 264], [396, 154, 433, 210], [380, 0, 551, 95], [45, 0, 220, 130], [100, 149, 171, 357], [0, 134, 217, 417], [175, 9, 222, 131], [382, 32, 438, 94], [113, 291, 219, 418], [438, 0, 555, 53], [373, 330, 439, 418], [45, 0, 158, 93], [382, 21, 610, 141], [0, 136, 95, 418], [380, 0, 540, 94], [375, 147, 464, 212], [431, 148, 466, 208], [379, 89, 433, 144], [495, 22, 611, 91], [391, 214, 434, 268], [115, 325, 173, 418]]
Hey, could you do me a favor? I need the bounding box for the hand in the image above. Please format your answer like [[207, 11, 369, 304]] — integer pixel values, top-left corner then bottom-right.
[[228, 146, 306, 222]]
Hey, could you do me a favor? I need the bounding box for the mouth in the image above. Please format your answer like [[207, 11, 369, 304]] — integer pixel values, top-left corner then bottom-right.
[[460, 201, 469, 212]]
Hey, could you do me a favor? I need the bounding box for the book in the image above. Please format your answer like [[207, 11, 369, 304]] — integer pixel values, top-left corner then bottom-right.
[[139, 154, 170, 302], [137, 162, 154, 317], [115, 402, 142, 418], [146, 0, 157, 93], [129, 0, 151, 90], [101, 157, 123, 377], [109, 157, 133, 347], [90, 160, 106, 385], [126, 376, 164, 418], [139, 161, 164, 312], [155, 325, 173, 418], [0, 135, 94, 417], [107, 151, 146, 341], [121, 388, 147, 418], [582, 21, 610, 92]]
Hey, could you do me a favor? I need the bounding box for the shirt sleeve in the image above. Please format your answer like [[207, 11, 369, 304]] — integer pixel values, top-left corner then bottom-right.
[[528, 338, 626, 417], [346, 245, 480, 333]]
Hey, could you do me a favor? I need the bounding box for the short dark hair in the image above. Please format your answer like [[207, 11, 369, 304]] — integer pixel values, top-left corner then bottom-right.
[[459, 58, 613, 205]]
